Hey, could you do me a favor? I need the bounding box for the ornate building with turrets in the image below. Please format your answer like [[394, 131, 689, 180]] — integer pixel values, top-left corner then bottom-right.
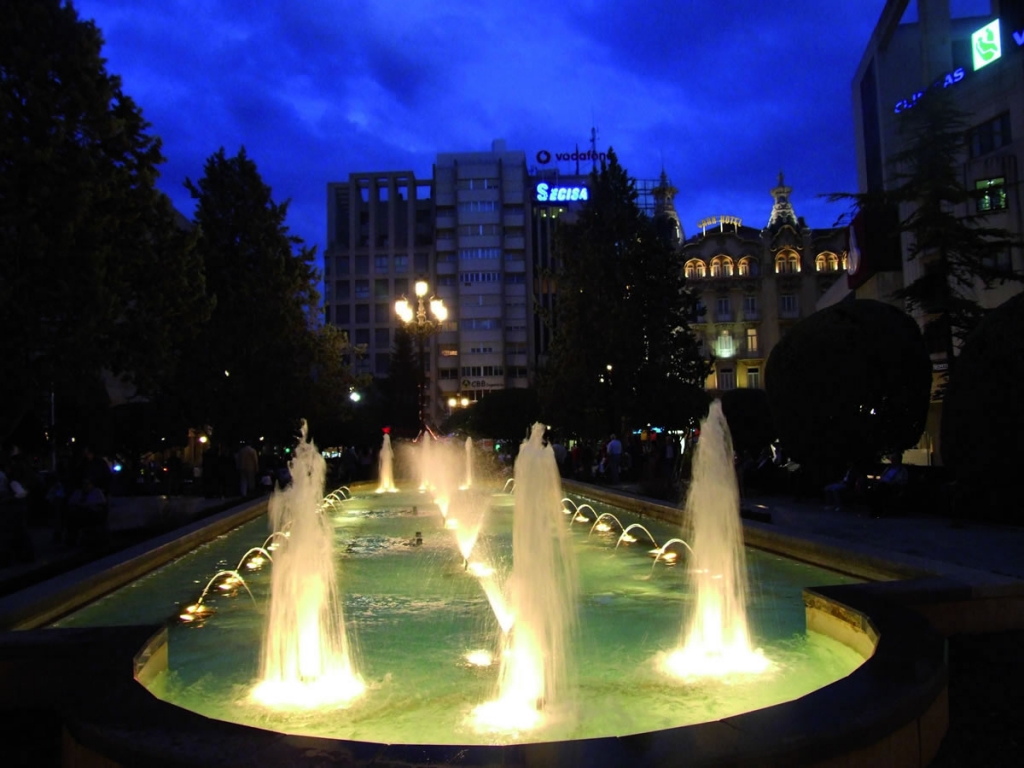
[[676, 174, 848, 391]]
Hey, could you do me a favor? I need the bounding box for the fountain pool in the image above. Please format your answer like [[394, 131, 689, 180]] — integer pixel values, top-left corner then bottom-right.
[[54, 483, 866, 746]]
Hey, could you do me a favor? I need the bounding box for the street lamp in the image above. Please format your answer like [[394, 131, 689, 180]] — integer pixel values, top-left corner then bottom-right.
[[395, 279, 448, 433]]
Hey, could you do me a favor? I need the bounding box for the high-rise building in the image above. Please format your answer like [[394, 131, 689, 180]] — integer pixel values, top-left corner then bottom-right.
[[847, 0, 1024, 460]]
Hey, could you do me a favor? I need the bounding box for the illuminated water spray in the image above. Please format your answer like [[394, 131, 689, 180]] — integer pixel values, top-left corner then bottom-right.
[[252, 421, 365, 708], [376, 432, 397, 493], [474, 423, 578, 733], [663, 400, 769, 679]]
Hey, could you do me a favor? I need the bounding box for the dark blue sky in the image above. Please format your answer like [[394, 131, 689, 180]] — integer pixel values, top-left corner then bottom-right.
[[75, 0, 893, 265]]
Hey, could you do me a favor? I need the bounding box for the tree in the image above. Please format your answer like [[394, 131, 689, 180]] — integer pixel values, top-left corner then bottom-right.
[[720, 388, 775, 458], [765, 300, 931, 476], [829, 89, 1022, 386], [0, 0, 210, 445], [175, 147, 320, 445], [386, 326, 420, 437], [940, 292, 1024, 521], [538, 149, 708, 439]]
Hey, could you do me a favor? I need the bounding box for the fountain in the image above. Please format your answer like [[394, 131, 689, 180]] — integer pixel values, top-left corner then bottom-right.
[[41, 421, 922, 762], [462, 436, 474, 489], [663, 400, 770, 678], [251, 421, 365, 708], [473, 423, 579, 732], [376, 431, 397, 493]]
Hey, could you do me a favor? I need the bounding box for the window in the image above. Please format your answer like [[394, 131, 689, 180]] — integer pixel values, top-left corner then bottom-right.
[[438, 368, 459, 379], [468, 345, 494, 354], [743, 295, 758, 319], [374, 303, 389, 323], [355, 255, 369, 274], [775, 252, 801, 274], [780, 294, 798, 316], [505, 273, 526, 284], [982, 249, 1013, 272], [414, 253, 429, 272], [458, 223, 502, 237], [462, 366, 482, 377], [374, 328, 389, 349], [716, 297, 731, 320], [738, 257, 758, 276], [711, 256, 733, 276], [970, 112, 1011, 158], [374, 255, 389, 273], [718, 368, 735, 390], [509, 367, 528, 378], [461, 271, 501, 284], [336, 255, 350, 274], [354, 328, 370, 345], [354, 279, 369, 299], [355, 304, 369, 323], [458, 200, 497, 212], [746, 367, 760, 389], [459, 248, 502, 259], [374, 279, 389, 299], [394, 278, 409, 297], [507, 342, 527, 355], [482, 365, 504, 376], [437, 274, 456, 286], [746, 327, 758, 353], [976, 177, 1007, 212], [456, 177, 499, 190], [716, 329, 735, 357], [374, 353, 390, 376], [336, 305, 350, 324], [816, 253, 840, 272], [685, 260, 706, 279], [335, 280, 350, 300], [394, 255, 409, 273]]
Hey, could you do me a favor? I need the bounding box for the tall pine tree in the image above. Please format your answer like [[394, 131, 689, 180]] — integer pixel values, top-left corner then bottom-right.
[[177, 147, 320, 444], [538, 149, 707, 438]]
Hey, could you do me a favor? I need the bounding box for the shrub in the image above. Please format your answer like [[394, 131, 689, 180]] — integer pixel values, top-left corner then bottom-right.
[[765, 299, 931, 479], [941, 292, 1024, 521]]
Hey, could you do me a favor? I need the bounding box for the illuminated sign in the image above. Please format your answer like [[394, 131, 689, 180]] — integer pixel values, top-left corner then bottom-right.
[[535, 149, 607, 165], [461, 378, 504, 389], [895, 20, 1024, 114], [535, 182, 589, 203], [893, 67, 964, 113], [972, 19, 1002, 70], [697, 215, 742, 234]]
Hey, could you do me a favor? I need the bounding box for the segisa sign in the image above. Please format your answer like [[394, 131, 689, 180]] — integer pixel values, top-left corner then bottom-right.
[[536, 148, 607, 165]]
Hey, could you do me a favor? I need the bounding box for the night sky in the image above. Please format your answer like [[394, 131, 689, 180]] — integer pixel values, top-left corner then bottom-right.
[[73, 0, 899, 267]]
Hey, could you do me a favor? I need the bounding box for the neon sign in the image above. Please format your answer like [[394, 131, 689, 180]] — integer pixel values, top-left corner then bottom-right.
[[697, 215, 742, 234], [535, 182, 589, 203], [972, 19, 1002, 70], [894, 19, 1024, 114], [893, 67, 964, 113]]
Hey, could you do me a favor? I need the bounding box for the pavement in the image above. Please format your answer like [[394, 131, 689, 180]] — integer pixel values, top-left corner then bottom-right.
[[0, 494, 238, 599]]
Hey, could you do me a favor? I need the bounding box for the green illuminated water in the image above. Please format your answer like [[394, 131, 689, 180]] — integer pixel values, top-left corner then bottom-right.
[[56, 489, 864, 745]]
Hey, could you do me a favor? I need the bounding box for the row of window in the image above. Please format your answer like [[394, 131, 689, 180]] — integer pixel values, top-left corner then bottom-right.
[[462, 366, 503, 377], [697, 294, 799, 320], [327, 253, 429, 276], [458, 201, 497, 212], [460, 271, 527, 284], [456, 177, 500, 191], [684, 251, 845, 279], [715, 367, 760, 390]]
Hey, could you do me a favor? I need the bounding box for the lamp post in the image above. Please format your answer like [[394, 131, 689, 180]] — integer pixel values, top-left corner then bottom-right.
[[395, 280, 448, 434]]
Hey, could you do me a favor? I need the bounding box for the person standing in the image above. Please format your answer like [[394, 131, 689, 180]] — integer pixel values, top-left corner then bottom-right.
[[235, 442, 259, 498], [606, 434, 623, 484]]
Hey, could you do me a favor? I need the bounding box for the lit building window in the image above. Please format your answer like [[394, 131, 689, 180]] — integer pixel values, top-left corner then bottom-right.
[[775, 252, 800, 274], [976, 177, 1007, 212], [716, 329, 735, 357], [746, 327, 758, 353], [685, 259, 706, 279], [718, 367, 735, 390], [738, 257, 758, 276], [746, 367, 760, 389]]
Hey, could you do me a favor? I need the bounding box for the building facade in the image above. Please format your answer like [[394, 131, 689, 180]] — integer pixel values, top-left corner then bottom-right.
[[846, 0, 1024, 459], [681, 175, 847, 392]]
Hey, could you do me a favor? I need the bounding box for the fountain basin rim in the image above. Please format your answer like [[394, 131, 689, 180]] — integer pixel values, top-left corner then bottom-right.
[[0, 581, 946, 767]]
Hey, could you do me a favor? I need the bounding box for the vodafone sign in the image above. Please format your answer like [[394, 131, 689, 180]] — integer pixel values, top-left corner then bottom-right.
[[536, 148, 607, 165]]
